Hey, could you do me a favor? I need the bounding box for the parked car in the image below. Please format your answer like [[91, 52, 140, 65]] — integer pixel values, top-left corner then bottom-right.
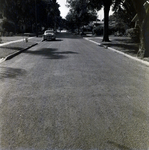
[[42, 30, 56, 41]]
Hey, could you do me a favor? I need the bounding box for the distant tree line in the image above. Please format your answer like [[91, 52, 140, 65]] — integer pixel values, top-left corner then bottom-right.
[[66, 0, 98, 34]]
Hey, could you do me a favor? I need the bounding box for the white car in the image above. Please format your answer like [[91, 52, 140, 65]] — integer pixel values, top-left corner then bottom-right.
[[43, 30, 56, 41]]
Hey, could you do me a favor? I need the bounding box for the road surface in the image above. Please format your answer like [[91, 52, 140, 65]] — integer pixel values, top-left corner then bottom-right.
[[0, 32, 149, 150]]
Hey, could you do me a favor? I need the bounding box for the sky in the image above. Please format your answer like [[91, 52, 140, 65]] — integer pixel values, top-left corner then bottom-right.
[[57, 0, 113, 19], [57, 0, 69, 19]]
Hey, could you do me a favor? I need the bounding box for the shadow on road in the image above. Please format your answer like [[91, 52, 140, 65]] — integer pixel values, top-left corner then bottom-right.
[[24, 48, 79, 60], [0, 67, 26, 79], [107, 141, 131, 150]]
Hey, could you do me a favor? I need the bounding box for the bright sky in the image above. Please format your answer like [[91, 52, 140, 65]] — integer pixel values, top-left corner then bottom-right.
[[57, 0, 69, 19], [57, 0, 113, 19]]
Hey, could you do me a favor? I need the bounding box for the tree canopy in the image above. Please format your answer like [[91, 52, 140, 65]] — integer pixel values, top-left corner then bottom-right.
[[66, 0, 98, 33], [90, 0, 123, 41], [66, 0, 123, 41], [0, 0, 60, 33]]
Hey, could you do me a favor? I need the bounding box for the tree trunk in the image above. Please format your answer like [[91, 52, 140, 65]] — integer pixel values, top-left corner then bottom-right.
[[143, 9, 149, 57], [131, 0, 149, 57], [102, 4, 110, 42]]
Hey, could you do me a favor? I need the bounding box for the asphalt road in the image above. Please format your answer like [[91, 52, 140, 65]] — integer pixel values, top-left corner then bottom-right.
[[0, 32, 149, 150]]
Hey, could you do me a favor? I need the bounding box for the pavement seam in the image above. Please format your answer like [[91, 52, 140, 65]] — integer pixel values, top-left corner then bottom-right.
[[84, 37, 149, 67]]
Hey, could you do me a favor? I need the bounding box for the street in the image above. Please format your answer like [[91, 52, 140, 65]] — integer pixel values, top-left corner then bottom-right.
[[0, 32, 149, 150]]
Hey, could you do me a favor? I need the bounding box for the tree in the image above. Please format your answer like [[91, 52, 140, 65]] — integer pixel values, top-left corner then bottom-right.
[[0, 0, 24, 33], [66, 0, 98, 33], [46, 0, 60, 30], [102, 0, 112, 41], [0, 0, 60, 33], [112, 0, 136, 29], [143, 1, 149, 57], [109, 0, 136, 37], [90, 0, 149, 57], [87, 0, 123, 41], [119, 0, 136, 27], [131, 0, 149, 57], [66, 11, 76, 32]]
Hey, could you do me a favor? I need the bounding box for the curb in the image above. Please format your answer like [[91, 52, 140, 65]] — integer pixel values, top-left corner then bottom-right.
[[84, 37, 149, 67], [1, 43, 38, 63]]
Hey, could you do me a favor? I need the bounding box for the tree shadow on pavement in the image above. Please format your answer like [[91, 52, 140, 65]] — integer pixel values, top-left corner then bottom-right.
[[0, 67, 26, 79], [24, 48, 79, 59], [107, 141, 131, 150]]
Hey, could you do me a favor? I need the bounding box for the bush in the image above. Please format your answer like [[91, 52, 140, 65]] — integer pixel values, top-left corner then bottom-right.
[[92, 25, 103, 35], [9, 32, 14, 36], [1, 19, 15, 33], [93, 25, 116, 36], [126, 27, 140, 42]]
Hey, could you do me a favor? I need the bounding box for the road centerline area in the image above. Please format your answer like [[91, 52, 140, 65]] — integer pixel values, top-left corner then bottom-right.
[[0, 32, 149, 150]]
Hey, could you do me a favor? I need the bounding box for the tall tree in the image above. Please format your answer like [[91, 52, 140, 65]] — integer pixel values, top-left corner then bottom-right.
[[66, 10, 76, 32], [46, 0, 60, 29], [131, 0, 149, 57], [113, 0, 136, 28], [88, 0, 123, 41], [0, 0, 24, 33], [102, 0, 112, 41], [0, 0, 60, 33], [66, 0, 98, 33]]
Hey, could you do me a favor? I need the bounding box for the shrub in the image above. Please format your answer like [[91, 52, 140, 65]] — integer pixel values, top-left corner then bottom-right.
[[92, 25, 103, 35], [1, 19, 15, 33], [9, 32, 14, 36], [93, 25, 116, 36]]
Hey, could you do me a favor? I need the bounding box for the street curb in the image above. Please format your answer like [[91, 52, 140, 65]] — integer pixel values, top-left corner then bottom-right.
[[84, 37, 149, 67], [3, 43, 38, 61]]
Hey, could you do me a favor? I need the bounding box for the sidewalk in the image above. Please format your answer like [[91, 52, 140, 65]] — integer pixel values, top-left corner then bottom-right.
[[0, 36, 41, 62], [84, 35, 149, 63], [86, 35, 138, 56]]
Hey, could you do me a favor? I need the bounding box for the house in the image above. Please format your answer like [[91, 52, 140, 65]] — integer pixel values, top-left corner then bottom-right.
[[89, 20, 104, 28]]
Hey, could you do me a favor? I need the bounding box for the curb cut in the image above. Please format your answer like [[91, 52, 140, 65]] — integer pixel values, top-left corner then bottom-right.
[[3, 43, 38, 61], [84, 37, 149, 67]]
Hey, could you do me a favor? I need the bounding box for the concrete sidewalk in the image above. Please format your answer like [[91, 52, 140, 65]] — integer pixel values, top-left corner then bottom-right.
[[0, 36, 42, 63]]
